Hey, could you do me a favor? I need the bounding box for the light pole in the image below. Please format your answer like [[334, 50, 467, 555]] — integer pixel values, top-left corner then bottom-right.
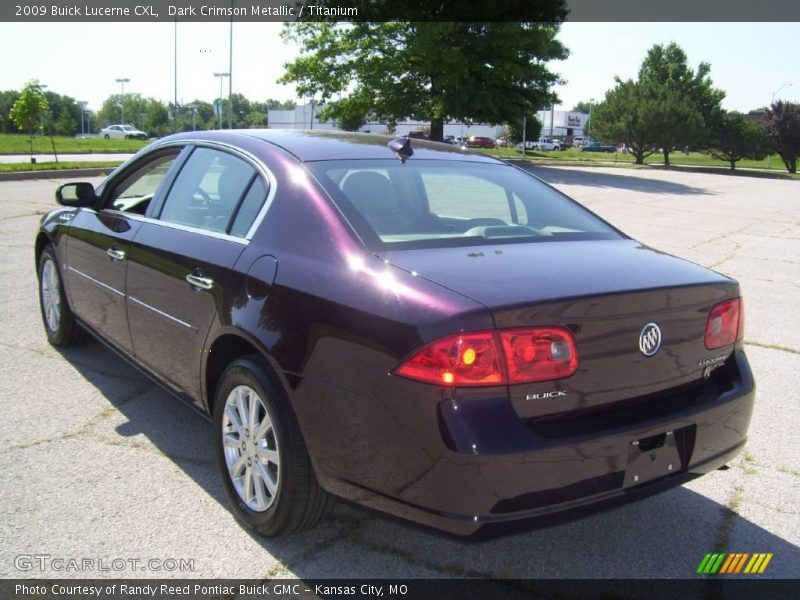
[[79, 101, 87, 136], [588, 97, 595, 142], [115, 78, 130, 124], [767, 83, 793, 169], [214, 72, 230, 130], [772, 82, 793, 105]]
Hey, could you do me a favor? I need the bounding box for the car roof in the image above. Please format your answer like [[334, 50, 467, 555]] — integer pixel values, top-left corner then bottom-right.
[[160, 129, 503, 163]]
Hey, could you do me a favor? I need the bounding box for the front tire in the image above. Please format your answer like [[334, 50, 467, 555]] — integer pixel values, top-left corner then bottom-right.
[[38, 245, 84, 347], [213, 355, 334, 536]]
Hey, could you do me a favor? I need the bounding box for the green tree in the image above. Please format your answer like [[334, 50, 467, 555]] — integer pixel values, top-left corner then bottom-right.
[[590, 80, 660, 165], [280, 18, 568, 141], [55, 110, 77, 136], [591, 43, 724, 166], [9, 80, 48, 136], [706, 113, 772, 170], [572, 101, 593, 113], [507, 116, 543, 145], [764, 101, 800, 173], [246, 110, 267, 128], [0, 90, 21, 133], [637, 43, 725, 165]]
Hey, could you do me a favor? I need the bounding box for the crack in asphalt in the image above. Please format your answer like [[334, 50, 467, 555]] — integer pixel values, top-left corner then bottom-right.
[[0, 380, 153, 457], [0, 340, 147, 382], [744, 340, 800, 355], [0, 210, 46, 222]]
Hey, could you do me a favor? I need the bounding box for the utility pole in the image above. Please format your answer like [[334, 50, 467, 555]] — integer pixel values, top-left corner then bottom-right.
[[228, 1, 234, 130]]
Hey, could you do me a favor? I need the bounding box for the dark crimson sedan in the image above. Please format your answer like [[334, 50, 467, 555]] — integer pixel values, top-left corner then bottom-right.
[[35, 130, 754, 537]]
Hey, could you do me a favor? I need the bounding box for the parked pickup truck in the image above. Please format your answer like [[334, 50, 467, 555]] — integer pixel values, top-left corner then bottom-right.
[[581, 141, 617, 153], [532, 137, 562, 151]]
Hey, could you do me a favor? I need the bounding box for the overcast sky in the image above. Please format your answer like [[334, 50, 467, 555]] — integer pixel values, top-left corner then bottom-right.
[[0, 21, 797, 113]]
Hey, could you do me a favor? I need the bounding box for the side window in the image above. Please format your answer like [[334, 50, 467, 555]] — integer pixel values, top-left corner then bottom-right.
[[108, 152, 179, 215], [421, 172, 512, 223], [159, 147, 256, 235], [229, 178, 268, 238]]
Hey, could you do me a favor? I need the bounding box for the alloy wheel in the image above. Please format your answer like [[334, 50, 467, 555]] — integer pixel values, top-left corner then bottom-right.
[[221, 385, 280, 512], [41, 257, 61, 333]]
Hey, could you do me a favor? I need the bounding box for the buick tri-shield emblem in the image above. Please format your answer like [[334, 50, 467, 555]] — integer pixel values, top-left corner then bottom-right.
[[639, 323, 662, 357]]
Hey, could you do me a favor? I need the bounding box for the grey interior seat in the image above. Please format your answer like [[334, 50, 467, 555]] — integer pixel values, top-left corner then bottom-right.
[[341, 172, 412, 235]]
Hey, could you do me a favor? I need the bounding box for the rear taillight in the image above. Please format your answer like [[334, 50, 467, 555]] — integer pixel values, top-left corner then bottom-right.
[[393, 332, 504, 386], [393, 327, 578, 387], [704, 298, 742, 349], [499, 328, 578, 384]]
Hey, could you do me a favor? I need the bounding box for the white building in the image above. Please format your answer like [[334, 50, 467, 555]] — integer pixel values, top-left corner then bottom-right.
[[267, 104, 504, 139], [537, 110, 591, 139]]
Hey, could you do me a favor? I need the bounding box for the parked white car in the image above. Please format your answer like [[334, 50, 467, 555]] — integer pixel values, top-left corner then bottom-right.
[[100, 124, 148, 140], [531, 137, 562, 151]]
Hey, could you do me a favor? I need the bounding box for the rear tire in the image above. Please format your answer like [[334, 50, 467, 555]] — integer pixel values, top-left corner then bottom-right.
[[103, 134, 110, 139], [213, 355, 334, 536], [38, 245, 85, 347]]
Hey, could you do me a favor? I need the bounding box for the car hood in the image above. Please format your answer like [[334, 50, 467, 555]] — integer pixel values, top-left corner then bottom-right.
[[378, 239, 732, 309]]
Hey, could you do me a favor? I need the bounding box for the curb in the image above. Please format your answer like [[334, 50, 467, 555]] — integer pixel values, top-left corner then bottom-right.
[[0, 167, 115, 182]]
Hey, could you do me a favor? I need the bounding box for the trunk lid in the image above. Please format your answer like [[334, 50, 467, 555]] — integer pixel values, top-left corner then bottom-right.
[[380, 240, 739, 418]]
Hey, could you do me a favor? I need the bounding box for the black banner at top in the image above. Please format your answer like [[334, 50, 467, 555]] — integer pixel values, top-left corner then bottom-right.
[[2, 0, 800, 22]]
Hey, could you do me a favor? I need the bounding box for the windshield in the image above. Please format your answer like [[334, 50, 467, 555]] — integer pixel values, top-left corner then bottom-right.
[[307, 159, 622, 250]]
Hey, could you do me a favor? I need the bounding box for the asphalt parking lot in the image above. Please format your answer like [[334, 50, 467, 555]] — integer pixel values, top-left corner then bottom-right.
[[0, 166, 798, 580]]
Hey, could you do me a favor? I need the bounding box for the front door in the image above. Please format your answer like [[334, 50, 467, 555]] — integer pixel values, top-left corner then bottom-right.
[[64, 151, 180, 353], [64, 210, 140, 352]]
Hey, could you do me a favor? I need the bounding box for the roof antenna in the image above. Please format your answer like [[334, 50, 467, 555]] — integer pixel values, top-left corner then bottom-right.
[[388, 137, 413, 163]]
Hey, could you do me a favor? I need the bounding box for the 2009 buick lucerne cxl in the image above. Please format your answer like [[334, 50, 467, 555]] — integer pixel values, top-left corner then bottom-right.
[[35, 130, 754, 537]]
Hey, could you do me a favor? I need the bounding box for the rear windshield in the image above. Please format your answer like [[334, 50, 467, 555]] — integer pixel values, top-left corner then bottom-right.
[[306, 159, 622, 249]]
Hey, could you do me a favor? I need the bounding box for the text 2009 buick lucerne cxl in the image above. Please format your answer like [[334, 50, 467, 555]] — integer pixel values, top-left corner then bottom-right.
[[35, 130, 754, 537]]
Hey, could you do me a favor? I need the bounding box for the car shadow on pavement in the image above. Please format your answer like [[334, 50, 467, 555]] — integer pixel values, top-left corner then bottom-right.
[[58, 339, 799, 579], [513, 163, 716, 196]]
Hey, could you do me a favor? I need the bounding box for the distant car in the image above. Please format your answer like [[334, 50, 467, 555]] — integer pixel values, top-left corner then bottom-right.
[[581, 141, 617, 153], [495, 137, 509, 148], [100, 124, 148, 140], [572, 136, 587, 148], [531, 138, 562, 151], [443, 135, 457, 145], [463, 136, 496, 149], [407, 131, 430, 140]]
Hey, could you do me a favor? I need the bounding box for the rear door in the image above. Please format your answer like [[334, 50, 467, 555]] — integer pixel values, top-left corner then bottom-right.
[[64, 150, 180, 353], [125, 145, 270, 401]]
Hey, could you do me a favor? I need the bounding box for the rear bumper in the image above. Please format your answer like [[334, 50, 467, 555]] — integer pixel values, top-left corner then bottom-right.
[[299, 349, 755, 536]]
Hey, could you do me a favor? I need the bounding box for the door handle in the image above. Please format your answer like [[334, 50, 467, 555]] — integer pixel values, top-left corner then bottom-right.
[[106, 247, 126, 261], [186, 272, 214, 290]]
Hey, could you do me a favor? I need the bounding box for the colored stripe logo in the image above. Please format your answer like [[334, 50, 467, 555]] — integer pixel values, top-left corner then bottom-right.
[[696, 552, 773, 574]]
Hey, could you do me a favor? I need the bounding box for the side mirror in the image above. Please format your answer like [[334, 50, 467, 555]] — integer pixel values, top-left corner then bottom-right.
[[56, 182, 96, 207]]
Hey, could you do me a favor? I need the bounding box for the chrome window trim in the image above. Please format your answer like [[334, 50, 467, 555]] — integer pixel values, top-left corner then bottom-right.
[[67, 266, 125, 297], [104, 210, 249, 245], [113, 138, 278, 243], [128, 296, 196, 331]]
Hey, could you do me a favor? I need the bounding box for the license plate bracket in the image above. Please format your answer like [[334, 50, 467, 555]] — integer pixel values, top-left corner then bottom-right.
[[624, 429, 682, 487]]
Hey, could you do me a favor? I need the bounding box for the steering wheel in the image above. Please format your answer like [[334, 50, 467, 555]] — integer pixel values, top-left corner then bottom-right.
[[189, 187, 212, 208]]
